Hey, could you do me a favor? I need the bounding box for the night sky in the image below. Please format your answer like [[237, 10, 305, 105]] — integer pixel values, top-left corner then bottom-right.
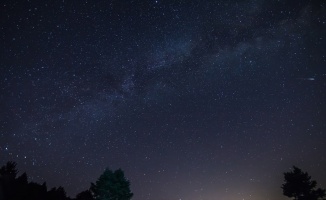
[[1, 0, 326, 199]]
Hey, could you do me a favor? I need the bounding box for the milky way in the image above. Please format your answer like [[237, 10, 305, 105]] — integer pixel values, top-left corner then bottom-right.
[[1, 1, 326, 199]]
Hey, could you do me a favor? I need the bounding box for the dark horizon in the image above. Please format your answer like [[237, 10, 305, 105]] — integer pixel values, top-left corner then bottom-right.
[[1, 0, 326, 199]]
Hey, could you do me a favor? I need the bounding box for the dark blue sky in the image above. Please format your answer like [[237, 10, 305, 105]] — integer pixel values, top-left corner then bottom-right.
[[1, 0, 326, 199]]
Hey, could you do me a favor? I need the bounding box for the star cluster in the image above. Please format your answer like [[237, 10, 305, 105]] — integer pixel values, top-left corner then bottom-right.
[[1, 1, 326, 199]]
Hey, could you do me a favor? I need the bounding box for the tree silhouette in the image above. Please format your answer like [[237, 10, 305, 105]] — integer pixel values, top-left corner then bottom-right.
[[47, 186, 72, 200], [0, 161, 71, 200], [0, 161, 19, 200], [90, 168, 133, 200], [0, 161, 132, 200], [282, 166, 326, 200], [0, 161, 18, 178], [26, 182, 48, 200], [75, 190, 94, 200]]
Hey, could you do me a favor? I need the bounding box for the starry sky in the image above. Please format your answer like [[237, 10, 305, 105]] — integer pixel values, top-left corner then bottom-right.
[[1, 0, 326, 199]]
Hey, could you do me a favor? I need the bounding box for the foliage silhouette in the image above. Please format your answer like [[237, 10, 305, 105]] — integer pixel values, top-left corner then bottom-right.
[[282, 166, 326, 200], [90, 168, 133, 200], [0, 161, 18, 179], [75, 190, 95, 200], [0, 161, 71, 200], [0, 161, 19, 200], [48, 186, 68, 200], [0, 161, 133, 200]]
